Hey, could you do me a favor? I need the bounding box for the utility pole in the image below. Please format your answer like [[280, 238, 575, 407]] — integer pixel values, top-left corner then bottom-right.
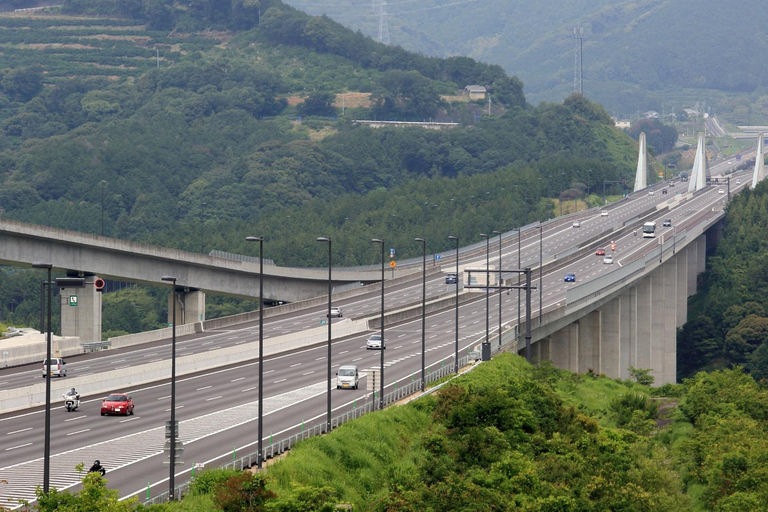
[[373, 0, 390, 45], [573, 27, 583, 94]]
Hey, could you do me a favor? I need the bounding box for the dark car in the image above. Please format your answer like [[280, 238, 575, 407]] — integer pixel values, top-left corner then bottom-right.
[[445, 273, 458, 284], [662, 219, 672, 227], [100, 393, 134, 416], [595, 248, 606, 256], [564, 273, 576, 282], [662, 189, 668, 194]]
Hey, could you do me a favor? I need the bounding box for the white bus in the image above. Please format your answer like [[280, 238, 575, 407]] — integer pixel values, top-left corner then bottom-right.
[[642, 221, 657, 238]]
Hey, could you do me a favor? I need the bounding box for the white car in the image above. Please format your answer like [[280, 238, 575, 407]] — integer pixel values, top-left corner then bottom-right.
[[42, 358, 67, 378], [718, 189, 725, 194], [572, 220, 581, 228], [600, 210, 608, 217], [603, 255, 614, 264], [649, 191, 655, 196], [327, 307, 342, 318], [736, 179, 741, 185], [336, 365, 359, 389], [366, 333, 385, 350]]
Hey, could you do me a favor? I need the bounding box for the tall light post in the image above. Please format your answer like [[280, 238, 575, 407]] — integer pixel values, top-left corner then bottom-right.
[[493, 230, 502, 347], [32, 262, 52, 495], [449, 235, 459, 373], [538, 226, 543, 325], [316, 237, 332, 432], [200, 203, 207, 254], [414, 237, 426, 391], [372, 239, 385, 409], [100, 180, 106, 236], [480, 233, 491, 360], [245, 236, 264, 468], [160, 275, 178, 500], [516, 228, 522, 346]]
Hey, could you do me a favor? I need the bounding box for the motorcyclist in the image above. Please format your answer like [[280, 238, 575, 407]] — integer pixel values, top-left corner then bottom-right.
[[66, 388, 79, 397], [89, 460, 106, 476]]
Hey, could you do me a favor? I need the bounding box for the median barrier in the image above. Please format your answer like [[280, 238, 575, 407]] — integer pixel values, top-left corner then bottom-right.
[[0, 318, 369, 414], [108, 323, 202, 349], [0, 334, 82, 368], [367, 291, 477, 330], [198, 267, 440, 331]]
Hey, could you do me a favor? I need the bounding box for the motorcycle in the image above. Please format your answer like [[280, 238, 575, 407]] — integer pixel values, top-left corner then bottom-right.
[[63, 393, 80, 412]]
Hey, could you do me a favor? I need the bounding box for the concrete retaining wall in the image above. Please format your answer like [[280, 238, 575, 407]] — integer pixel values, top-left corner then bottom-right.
[[0, 335, 82, 368]]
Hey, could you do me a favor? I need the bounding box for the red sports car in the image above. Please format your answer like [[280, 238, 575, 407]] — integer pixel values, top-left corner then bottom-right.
[[595, 248, 606, 256], [101, 393, 134, 416]]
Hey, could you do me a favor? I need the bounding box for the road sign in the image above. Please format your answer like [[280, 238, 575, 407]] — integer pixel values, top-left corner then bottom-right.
[[165, 420, 179, 439], [390, 248, 395, 258], [69, 295, 78, 307], [389, 261, 396, 268], [434, 254, 441, 261], [163, 439, 184, 464]]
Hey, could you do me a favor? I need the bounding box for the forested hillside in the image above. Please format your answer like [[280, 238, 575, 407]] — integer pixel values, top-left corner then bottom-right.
[[288, 0, 768, 123], [678, 179, 768, 381], [0, 0, 640, 333]]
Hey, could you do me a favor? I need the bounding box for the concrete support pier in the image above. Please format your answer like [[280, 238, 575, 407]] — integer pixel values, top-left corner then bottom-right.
[[167, 290, 206, 326], [60, 275, 102, 343]]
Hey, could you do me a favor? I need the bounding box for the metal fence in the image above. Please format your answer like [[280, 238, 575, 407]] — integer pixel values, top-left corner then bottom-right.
[[142, 353, 476, 505]]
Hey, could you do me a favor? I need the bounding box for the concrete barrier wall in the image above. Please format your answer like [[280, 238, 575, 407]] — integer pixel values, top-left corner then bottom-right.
[[202, 266, 441, 331], [0, 336, 82, 368], [0, 318, 369, 414], [368, 291, 477, 330], [108, 323, 202, 350]]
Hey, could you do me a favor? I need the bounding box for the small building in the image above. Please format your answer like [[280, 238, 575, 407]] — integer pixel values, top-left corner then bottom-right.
[[463, 85, 487, 100]]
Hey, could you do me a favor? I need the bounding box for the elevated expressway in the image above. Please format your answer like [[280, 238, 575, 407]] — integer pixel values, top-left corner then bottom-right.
[[0, 158, 752, 507]]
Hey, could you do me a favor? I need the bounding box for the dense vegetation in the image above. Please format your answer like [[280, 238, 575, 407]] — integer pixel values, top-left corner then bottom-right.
[[23, 356, 768, 510], [678, 179, 768, 381], [288, 0, 768, 123], [0, 2, 643, 333]]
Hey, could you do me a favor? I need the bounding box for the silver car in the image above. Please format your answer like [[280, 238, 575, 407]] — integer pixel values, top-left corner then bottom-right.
[[366, 333, 385, 350]]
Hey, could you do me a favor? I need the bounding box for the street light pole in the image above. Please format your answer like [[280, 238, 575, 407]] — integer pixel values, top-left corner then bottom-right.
[[493, 230, 502, 347], [245, 236, 264, 468], [100, 180, 106, 236], [372, 239, 385, 409], [516, 228, 522, 345], [160, 275, 177, 500], [480, 233, 491, 360], [414, 238, 426, 391], [316, 237, 332, 432], [538, 226, 543, 325], [449, 235, 459, 373], [200, 203, 207, 254], [32, 262, 52, 495]]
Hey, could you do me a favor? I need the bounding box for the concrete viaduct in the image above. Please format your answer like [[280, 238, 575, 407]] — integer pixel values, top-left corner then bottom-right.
[[0, 218, 390, 343], [516, 208, 722, 386]]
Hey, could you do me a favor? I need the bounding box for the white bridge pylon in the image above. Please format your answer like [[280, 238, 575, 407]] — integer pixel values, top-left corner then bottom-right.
[[752, 133, 765, 187], [688, 132, 708, 193], [633, 132, 647, 192]]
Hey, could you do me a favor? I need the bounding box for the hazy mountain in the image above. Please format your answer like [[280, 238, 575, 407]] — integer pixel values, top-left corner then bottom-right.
[[286, 0, 768, 122]]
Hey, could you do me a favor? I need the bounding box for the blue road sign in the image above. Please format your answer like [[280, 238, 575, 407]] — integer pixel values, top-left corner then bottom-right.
[[434, 254, 441, 260]]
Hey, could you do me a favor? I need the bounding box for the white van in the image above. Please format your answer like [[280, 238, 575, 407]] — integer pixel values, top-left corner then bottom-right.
[[336, 365, 359, 389]]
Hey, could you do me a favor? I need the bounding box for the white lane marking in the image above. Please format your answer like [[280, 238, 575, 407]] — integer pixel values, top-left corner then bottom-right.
[[241, 387, 257, 392], [5, 443, 32, 451], [398, 334, 406, 338], [197, 386, 212, 391], [205, 396, 223, 402], [352, 358, 362, 362], [394, 346, 402, 349], [120, 417, 140, 423], [315, 357, 325, 361], [274, 379, 287, 383], [289, 363, 301, 368], [339, 350, 348, 354], [6, 428, 32, 435], [157, 396, 170, 400], [66, 429, 91, 436], [64, 416, 86, 423], [231, 377, 244, 382], [264, 370, 275, 374], [164, 406, 184, 412], [112, 360, 125, 364], [115, 366, 130, 370], [302, 371, 314, 376]]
